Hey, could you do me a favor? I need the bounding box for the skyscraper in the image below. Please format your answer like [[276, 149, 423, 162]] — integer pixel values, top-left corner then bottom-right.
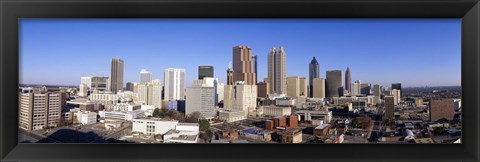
[[299, 77, 308, 97], [352, 80, 361, 96], [110, 58, 124, 94], [312, 78, 325, 98], [373, 84, 381, 97], [232, 46, 256, 85], [392, 83, 402, 91], [126, 82, 134, 91], [227, 68, 233, 85], [287, 76, 300, 97], [345, 67, 351, 95], [186, 80, 216, 118], [360, 83, 371, 95], [252, 55, 258, 84], [140, 69, 152, 84], [309, 57, 320, 97], [268, 47, 287, 94], [384, 96, 395, 120], [326, 70, 343, 97], [391, 89, 401, 105], [198, 66, 214, 80], [164, 68, 185, 101], [137, 80, 163, 108]]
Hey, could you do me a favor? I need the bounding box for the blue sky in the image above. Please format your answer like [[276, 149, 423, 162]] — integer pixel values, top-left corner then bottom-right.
[[20, 19, 461, 88]]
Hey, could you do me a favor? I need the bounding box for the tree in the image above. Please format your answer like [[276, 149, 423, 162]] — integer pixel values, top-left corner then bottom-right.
[[186, 112, 201, 123], [199, 119, 210, 132], [351, 118, 360, 128], [205, 129, 213, 141], [152, 108, 162, 117]]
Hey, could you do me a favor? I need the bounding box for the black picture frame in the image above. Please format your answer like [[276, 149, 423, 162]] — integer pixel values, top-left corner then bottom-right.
[[1, 0, 479, 162]]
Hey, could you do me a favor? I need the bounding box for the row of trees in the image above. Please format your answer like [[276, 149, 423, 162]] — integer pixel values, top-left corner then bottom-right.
[[151, 108, 201, 123]]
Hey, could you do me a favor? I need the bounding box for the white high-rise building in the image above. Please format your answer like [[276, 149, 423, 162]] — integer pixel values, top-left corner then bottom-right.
[[164, 68, 185, 101], [352, 80, 362, 96], [137, 80, 162, 109], [223, 81, 257, 117], [140, 69, 152, 84], [391, 89, 401, 106], [186, 80, 216, 119], [78, 83, 89, 97]]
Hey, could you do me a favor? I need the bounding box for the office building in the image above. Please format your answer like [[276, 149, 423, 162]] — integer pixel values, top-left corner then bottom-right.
[[391, 89, 401, 105], [312, 78, 325, 98], [360, 83, 371, 95], [223, 81, 257, 117], [163, 123, 200, 143], [19, 91, 67, 131], [352, 80, 361, 96], [415, 98, 424, 107], [345, 67, 351, 95], [98, 109, 145, 121], [226, 68, 234, 85], [186, 80, 216, 119], [164, 68, 185, 101], [140, 69, 152, 84], [373, 84, 381, 97], [198, 66, 214, 79], [252, 55, 258, 83], [232, 46, 256, 85], [262, 106, 292, 116], [131, 118, 179, 135], [110, 58, 124, 94], [268, 47, 287, 94], [299, 77, 307, 97], [309, 57, 320, 97], [392, 83, 402, 91], [287, 76, 300, 97], [430, 99, 455, 121], [257, 81, 270, 98], [126, 82, 134, 91], [384, 96, 395, 120], [137, 80, 163, 109], [326, 70, 343, 97], [76, 111, 98, 125], [218, 109, 246, 122], [78, 83, 89, 97], [295, 110, 332, 124]]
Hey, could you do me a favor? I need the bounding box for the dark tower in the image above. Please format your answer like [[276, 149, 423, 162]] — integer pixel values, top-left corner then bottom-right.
[[309, 57, 320, 97], [227, 68, 233, 85], [345, 67, 351, 95]]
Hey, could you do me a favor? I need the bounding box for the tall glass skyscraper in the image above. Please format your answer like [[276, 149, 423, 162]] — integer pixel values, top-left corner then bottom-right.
[[309, 57, 320, 97]]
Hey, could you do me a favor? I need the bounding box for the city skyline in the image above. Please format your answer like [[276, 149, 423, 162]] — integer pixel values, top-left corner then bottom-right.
[[20, 19, 461, 87]]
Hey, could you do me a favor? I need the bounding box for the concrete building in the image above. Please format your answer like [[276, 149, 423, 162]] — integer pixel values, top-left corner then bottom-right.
[[391, 89, 401, 105], [126, 82, 134, 91], [295, 110, 332, 124], [352, 80, 361, 96], [164, 123, 200, 143], [309, 57, 320, 97], [360, 83, 371, 95], [232, 46, 256, 85], [279, 129, 302, 143], [326, 70, 343, 97], [287, 76, 300, 97], [19, 92, 67, 131], [110, 58, 124, 94], [78, 83, 89, 97], [415, 98, 424, 107], [384, 96, 395, 120], [345, 67, 351, 95], [268, 47, 287, 94], [226, 68, 233, 85], [132, 118, 179, 135], [373, 84, 381, 97], [218, 109, 246, 122], [257, 81, 270, 98], [140, 69, 152, 84], [392, 83, 402, 91], [89, 92, 119, 111], [164, 68, 185, 101], [430, 99, 455, 121], [312, 78, 325, 98], [262, 106, 292, 116], [252, 55, 258, 84], [67, 99, 103, 112], [76, 111, 97, 125], [186, 80, 216, 119], [198, 66, 214, 80], [137, 80, 163, 108], [223, 81, 257, 117], [299, 77, 307, 97], [98, 109, 145, 121]]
